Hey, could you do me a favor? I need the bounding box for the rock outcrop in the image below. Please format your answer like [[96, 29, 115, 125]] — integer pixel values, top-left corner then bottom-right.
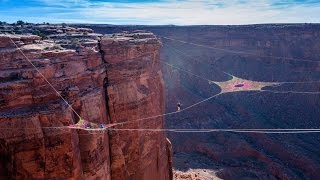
[[0, 33, 110, 179], [0, 27, 171, 180], [100, 32, 171, 180]]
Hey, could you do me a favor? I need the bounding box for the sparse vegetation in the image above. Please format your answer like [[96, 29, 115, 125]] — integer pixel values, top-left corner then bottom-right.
[[44, 44, 64, 51], [70, 38, 82, 49], [53, 44, 63, 50], [32, 30, 47, 40]]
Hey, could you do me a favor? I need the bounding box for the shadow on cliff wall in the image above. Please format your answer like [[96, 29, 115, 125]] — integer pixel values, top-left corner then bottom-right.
[[0, 139, 10, 180]]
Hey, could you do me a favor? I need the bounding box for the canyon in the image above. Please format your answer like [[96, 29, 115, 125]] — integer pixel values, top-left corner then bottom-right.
[[88, 24, 320, 179], [0, 25, 172, 179], [1, 23, 320, 179], [157, 24, 320, 180]]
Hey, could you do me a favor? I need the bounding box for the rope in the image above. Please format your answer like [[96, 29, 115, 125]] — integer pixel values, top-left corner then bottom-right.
[[159, 35, 320, 63], [261, 89, 320, 94], [161, 43, 320, 97], [77, 129, 320, 134], [162, 61, 212, 82], [163, 43, 233, 78], [9, 37, 83, 120], [7, 34, 223, 131], [89, 38, 320, 129], [5, 35, 320, 134], [109, 129, 320, 134], [163, 61, 320, 86], [163, 40, 320, 85], [109, 92, 223, 127], [1, 126, 320, 134]]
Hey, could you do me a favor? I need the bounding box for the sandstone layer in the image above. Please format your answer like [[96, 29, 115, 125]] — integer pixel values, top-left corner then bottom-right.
[[100, 32, 172, 180], [0, 26, 171, 180], [0, 32, 110, 180]]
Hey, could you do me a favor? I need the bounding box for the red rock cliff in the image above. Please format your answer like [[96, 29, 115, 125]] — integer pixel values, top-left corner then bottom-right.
[[100, 32, 171, 180], [0, 30, 171, 179]]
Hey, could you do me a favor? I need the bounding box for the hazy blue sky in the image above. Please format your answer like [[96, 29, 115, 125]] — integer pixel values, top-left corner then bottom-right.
[[0, 0, 319, 25]]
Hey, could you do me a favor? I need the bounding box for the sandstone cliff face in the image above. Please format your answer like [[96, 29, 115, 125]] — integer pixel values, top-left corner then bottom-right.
[[0, 33, 110, 180], [0, 28, 171, 180], [100, 32, 171, 180]]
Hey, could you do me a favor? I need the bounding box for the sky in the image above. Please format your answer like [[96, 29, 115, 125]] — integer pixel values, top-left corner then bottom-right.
[[0, 0, 319, 25]]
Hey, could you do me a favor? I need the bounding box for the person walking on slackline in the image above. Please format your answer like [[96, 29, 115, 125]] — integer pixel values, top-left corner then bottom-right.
[[177, 102, 182, 112]]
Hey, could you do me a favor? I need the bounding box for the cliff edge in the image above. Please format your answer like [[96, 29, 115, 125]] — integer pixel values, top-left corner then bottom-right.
[[0, 27, 172, 180]]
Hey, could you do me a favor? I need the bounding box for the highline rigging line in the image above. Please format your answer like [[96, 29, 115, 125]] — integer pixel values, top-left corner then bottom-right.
[[159, 35, 320, 63], [162, 42, 320, 85], [5, 35, 320, 133], [160, 43, 320, 95]]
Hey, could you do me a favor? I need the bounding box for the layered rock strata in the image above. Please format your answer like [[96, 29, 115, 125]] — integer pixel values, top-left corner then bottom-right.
[[100, 32, 171, 180], [0, 30, 171, 180]]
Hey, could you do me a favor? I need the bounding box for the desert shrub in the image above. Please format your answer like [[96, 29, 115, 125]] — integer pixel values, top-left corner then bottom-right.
[[52, 44, 63, 51], [69, 38, 82, 49], [32, 30, 47, 39], [44, 44, 63, 51]]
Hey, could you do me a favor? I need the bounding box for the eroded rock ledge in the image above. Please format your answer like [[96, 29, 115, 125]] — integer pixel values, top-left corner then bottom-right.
[[0, 27, 172, 180]]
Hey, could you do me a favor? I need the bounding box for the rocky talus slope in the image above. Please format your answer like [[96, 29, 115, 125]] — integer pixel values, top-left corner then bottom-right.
[[0, 28, 172, 179]]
